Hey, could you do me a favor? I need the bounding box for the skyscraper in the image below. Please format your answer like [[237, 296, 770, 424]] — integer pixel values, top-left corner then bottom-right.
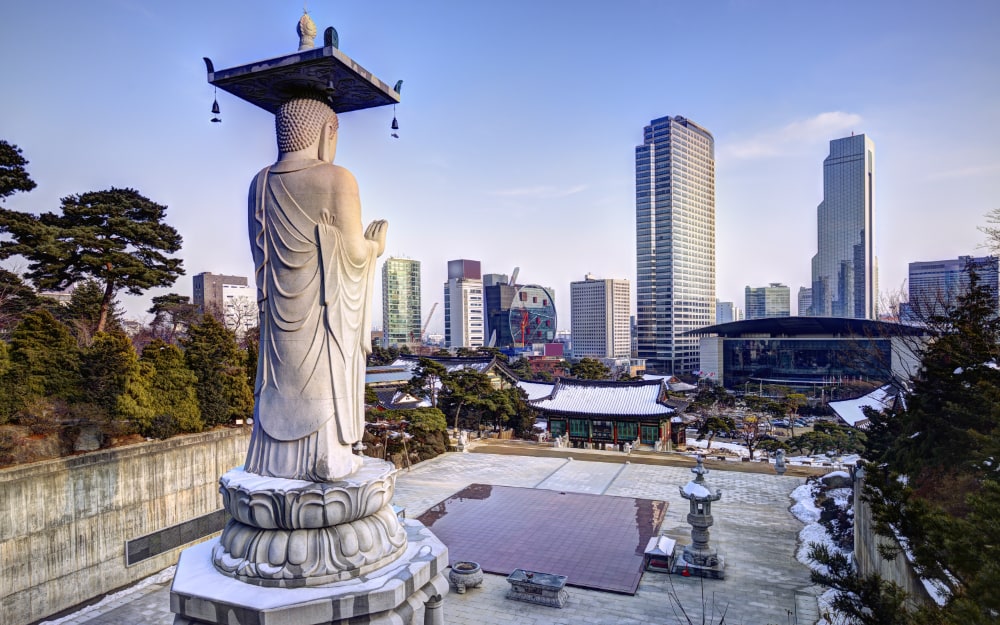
[[715, 301, 743, 324], [904, 255, 999, 321], [381, 257, 421, 348], [443, 259, 484, 348], [797, 287, 813, 317], [570, 274, 630, 359], [635, 115, 716, 374], [810, 134, 877, 319], [745, 283, 791, 319]]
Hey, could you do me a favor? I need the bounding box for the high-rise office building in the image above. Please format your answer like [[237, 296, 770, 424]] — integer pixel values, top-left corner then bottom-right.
[[745, 283, 791, 319], [381, 257, 421, 348], [715, 301, 743, 324], [443, 259, 484, 348], [797, 287, 813, 317], [570, 274, 630, 359], [635, 115, 716, 374], [904, 255, 999, 321], [810, 134, 877, 319]]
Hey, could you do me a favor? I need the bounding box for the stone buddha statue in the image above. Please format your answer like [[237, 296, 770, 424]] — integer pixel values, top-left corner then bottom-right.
[[244, 95, 387, 481]]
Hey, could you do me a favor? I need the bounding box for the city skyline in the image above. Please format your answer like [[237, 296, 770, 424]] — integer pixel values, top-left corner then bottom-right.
[[1, 1, 999, 334]]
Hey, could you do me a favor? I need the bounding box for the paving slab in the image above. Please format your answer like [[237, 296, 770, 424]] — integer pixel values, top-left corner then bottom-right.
[[42, 449, 823, 625]]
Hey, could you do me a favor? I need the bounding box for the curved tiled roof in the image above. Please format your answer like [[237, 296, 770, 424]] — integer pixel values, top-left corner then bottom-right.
[[517, 380, 556, 401], [530, 378, 674, 417]]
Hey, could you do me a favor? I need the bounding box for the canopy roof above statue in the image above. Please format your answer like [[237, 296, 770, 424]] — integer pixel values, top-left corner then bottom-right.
[[207, 45, 400, 114]]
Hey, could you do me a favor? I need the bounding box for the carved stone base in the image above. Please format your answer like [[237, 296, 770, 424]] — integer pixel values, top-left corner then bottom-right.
[[212, 458, 409, 587], [171, 520, 449, 625], [212, 504, 408, 587], [219, 459, 399, 529]]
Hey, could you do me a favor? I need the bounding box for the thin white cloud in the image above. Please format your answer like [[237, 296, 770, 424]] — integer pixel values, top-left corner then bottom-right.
[[721, 112, 863, 160], [492, 184, 588, 199]]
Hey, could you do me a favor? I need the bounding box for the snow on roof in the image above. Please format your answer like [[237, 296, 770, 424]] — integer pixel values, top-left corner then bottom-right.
[[530, 378, 673, 417], [517, 380, 555, 401], [642, 374, 697, 392], [681, 481, 712, 498], [829, 384, 900, 428], [388, 357, 494, 375]]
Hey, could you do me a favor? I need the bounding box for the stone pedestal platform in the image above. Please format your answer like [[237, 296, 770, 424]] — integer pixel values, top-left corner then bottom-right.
[[671, 548, 726, 580], [170, 520, 448, 625]]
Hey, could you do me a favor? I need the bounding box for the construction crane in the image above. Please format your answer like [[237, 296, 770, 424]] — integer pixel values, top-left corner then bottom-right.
[[420, 302, 439, 343], [508, 267, 520, 286]]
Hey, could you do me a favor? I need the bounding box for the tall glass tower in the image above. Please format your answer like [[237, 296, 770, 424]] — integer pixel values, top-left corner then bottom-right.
[[810, 134, 877, 319], [381, 257, 421, 348], [635, 116, 716, 374]]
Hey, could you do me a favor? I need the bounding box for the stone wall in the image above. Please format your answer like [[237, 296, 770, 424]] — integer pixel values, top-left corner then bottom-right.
[[0, 427, 251, 625], [853, 472, 931, 608]]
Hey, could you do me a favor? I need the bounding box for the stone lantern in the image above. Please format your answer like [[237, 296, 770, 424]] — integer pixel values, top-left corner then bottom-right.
[[673, 454, 726, 579]]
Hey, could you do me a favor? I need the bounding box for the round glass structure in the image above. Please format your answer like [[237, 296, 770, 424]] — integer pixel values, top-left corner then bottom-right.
[[509, 285, 556, 346]]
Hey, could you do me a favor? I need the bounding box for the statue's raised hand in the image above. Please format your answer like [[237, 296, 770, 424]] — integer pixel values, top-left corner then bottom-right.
[[365, 220, 388, 256]]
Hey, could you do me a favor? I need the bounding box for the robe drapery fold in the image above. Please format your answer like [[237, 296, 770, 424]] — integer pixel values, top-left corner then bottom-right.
[[244, 162, 377, 481]]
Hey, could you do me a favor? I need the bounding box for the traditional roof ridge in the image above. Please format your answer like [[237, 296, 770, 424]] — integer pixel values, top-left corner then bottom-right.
[[552, 376, 664, 388]]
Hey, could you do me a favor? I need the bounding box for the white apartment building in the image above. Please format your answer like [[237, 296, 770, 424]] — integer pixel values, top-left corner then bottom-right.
[[444, 259, 484, 348], [570, 274, 631, 359]]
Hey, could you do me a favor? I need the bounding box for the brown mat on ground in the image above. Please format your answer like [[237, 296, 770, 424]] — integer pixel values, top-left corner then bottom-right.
[[417, 484, 666, 595]]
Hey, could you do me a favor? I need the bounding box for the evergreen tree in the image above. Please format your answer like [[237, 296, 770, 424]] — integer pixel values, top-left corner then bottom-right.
[[405, 357, 449, 408], [0, 268, 41, 337], [438, 368, 495, 431], [140, 339, 202, 435], [147, 293, 198, 344], [0, 140, 36, 200], [3, 309, 81, 415], [0, 187, 184, 333], [696, 415, 736, 450], [81, 331, 153, 425], [569, 357, 611, 380], [182, 315, 253, 427], [59, 279, 123, 343], [818, 269, 1000, 624]]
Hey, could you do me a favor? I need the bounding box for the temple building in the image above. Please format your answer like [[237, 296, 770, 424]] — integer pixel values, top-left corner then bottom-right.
[[528, 378, 686, 450]]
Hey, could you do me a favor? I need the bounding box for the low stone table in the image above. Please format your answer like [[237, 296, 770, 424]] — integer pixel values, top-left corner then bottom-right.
[[505, 569, 568, 608]]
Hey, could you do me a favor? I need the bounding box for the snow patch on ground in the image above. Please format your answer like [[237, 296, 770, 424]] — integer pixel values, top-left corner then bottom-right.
[[790, 482, 821, 523], [40, 566, 175, 624], [686, 439, 749, 457], [827, 487, 853, 509], [790, 479, 855, 625]]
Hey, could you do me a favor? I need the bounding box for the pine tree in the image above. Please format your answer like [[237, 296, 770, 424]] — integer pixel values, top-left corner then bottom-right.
[[0, 140, 36, 200], [820, 268, 1000, 624], [59, 279, 123, 343], [182, 315, 253, 427], [0, 187, 184, 333]]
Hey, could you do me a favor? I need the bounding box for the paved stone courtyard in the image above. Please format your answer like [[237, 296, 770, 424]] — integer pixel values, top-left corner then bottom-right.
[[43, 449, 822, 625]]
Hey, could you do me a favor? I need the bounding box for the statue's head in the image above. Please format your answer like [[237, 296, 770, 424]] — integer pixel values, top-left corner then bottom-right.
[[275, 97, 339, 160]]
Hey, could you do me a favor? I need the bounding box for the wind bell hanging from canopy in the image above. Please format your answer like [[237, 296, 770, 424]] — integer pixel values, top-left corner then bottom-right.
[[390, 80, 403, 138], [211, 87, 222, 123], [204, 57, 222, 123]]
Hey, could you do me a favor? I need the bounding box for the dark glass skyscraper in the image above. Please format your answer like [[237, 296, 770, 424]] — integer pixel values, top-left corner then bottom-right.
[[635, 116, 716, 374], [810, 134, 877, 319]]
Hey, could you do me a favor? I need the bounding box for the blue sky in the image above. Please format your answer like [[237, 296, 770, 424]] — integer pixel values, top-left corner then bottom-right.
[[2, 1, 999, 333]]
